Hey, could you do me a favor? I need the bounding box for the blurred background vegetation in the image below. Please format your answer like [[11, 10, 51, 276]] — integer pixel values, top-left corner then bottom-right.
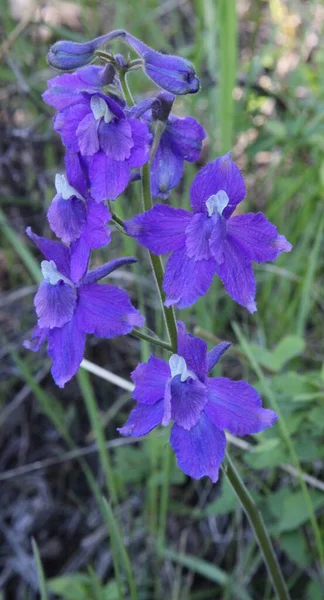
[[1, 0, 324, 598]]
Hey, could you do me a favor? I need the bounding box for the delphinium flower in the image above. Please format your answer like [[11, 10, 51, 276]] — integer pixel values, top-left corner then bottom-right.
[[119, 322, 277, 481], [47, 30, 200, 95], [125, 153, 292, 311], [143, 91, 206, 199], [45, 87, 151, 202], [24, 229, 144, 387], [43, 64, 117, 111], [47, 173, 111, 282]]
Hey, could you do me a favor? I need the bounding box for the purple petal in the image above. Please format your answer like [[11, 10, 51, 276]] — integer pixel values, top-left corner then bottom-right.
[[98, 118, 133, 160], [118, 399, 164, 437], [131, 355, 170, 405], [26, 228, 71, 279], [81, 199, 111, 248], [227, 212, 292, 263], [43, 66, 104, 110], [87, 152, 130, 201], [23, 325, 48, 352], [170, 414, 226, 482], [65, 151, 89, 199], [125, 204, 190, 254], [150, 137, 183, 199], [127, 118, 151, 169], [208, 213, 227, 264], [54, 103, 90, 151], [207, 342, 231, 372], [163, 247, 216, 309], [82, 257, 137, 285], [185, 213, 214, 261], [167, 115, 206, 161], [177, 321, 207, 380], [171, 376, 208, 430], [77, 283, 144, 337], [190, 154, 246, 217], [47, 195, 87, 243], [70, 236, 91, 284], [48, 314, 86, 388], [34, 281, 76, 329], [76, 113, 100, 155], [205, 377, 278, 435], [216, 240, 257, 313]]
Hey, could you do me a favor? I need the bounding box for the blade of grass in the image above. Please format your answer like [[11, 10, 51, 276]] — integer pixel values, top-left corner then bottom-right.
[[99, 497, 138, 600], [296, 214, 324, 336], [31, 538, 48, 600], [217, 0, 237, 153], [0, 207, 41, 283], [163, 547, 252, 600], [77, 369, 118, 505]]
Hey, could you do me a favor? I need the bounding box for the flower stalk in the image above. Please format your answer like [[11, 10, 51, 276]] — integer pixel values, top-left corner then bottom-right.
[[223, 453, 290, 600]]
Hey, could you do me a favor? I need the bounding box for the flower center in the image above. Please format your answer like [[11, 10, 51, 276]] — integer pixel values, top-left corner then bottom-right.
[[90, 95, 113, 123], [206, 190, 229, 217], [169, 354, 197, 383], [41, 260, 74, 287], [55, 173, 84, 201]]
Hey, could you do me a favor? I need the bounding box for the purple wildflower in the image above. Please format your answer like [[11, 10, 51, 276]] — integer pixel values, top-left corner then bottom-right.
[[49, 87, 151, 202], [119, 322, 277, 482], [47, 30, 200, 95], [125, 154, 292, 311], [24, 229, 144, 388], [47, 173, 111, 282], [147, 92, 206, 198], [43, 65, 115, 111]]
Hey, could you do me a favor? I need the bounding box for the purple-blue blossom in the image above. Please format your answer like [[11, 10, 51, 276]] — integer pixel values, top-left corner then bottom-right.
[[24, 229, 144, 388], [119, 322, 277, 482], [46, 30, 200, 95], [47, 173, 111, 282], [47, 85, 151, 202], [146, 92, 206, 198], [125, 153, 292, 312]]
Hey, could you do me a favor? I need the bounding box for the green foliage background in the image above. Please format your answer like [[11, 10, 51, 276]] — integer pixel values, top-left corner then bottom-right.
[[1, 0, 323, 598]]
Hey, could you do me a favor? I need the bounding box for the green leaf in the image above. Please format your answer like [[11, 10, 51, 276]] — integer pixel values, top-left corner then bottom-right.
[[249, 335, 305, 372], [271, 489, 324, 533], [244, 439, 287, 469], [280, 531, 311, 568], [49, 574, 90, 600]]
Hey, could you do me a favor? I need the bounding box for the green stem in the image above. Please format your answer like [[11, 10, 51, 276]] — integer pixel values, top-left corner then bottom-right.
[[141, 163, 178, 353], [131, 328, 172, 352], [119, 70, 135, 106], [224, 453, 290, 600]]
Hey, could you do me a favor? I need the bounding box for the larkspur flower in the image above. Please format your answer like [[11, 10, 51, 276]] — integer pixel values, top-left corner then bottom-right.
[[119, 322, 277, 482], [24, 229, 144, 387], [146, 92, 206, 198], [50, 89, 151, 202], [47, 30, 200, 95], [47, 173, 111, 282], [125, 153, 292, 311], [43, 65, 116, 111]]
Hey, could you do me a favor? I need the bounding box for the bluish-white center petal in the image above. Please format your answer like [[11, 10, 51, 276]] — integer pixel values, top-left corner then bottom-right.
[[54, 173, 84, 201], [41, 260, 73, 287], [90, 95, 113, 123], [206, 190, 229, 217], [169, 354, 197, 383]]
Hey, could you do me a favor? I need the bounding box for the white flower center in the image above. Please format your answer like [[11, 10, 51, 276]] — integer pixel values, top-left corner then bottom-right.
[[169, 354, 197, 383], [90, 95, 113, 123], [55, 174, 84, 201], [206, 190, 229, 217], [41, 260, 73, 287]]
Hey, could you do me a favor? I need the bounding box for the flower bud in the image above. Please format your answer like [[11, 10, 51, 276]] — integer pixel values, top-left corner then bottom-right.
[[152, 91, 175, 122], [47, 33, 112, 71], [120, 32, 200, 95]]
